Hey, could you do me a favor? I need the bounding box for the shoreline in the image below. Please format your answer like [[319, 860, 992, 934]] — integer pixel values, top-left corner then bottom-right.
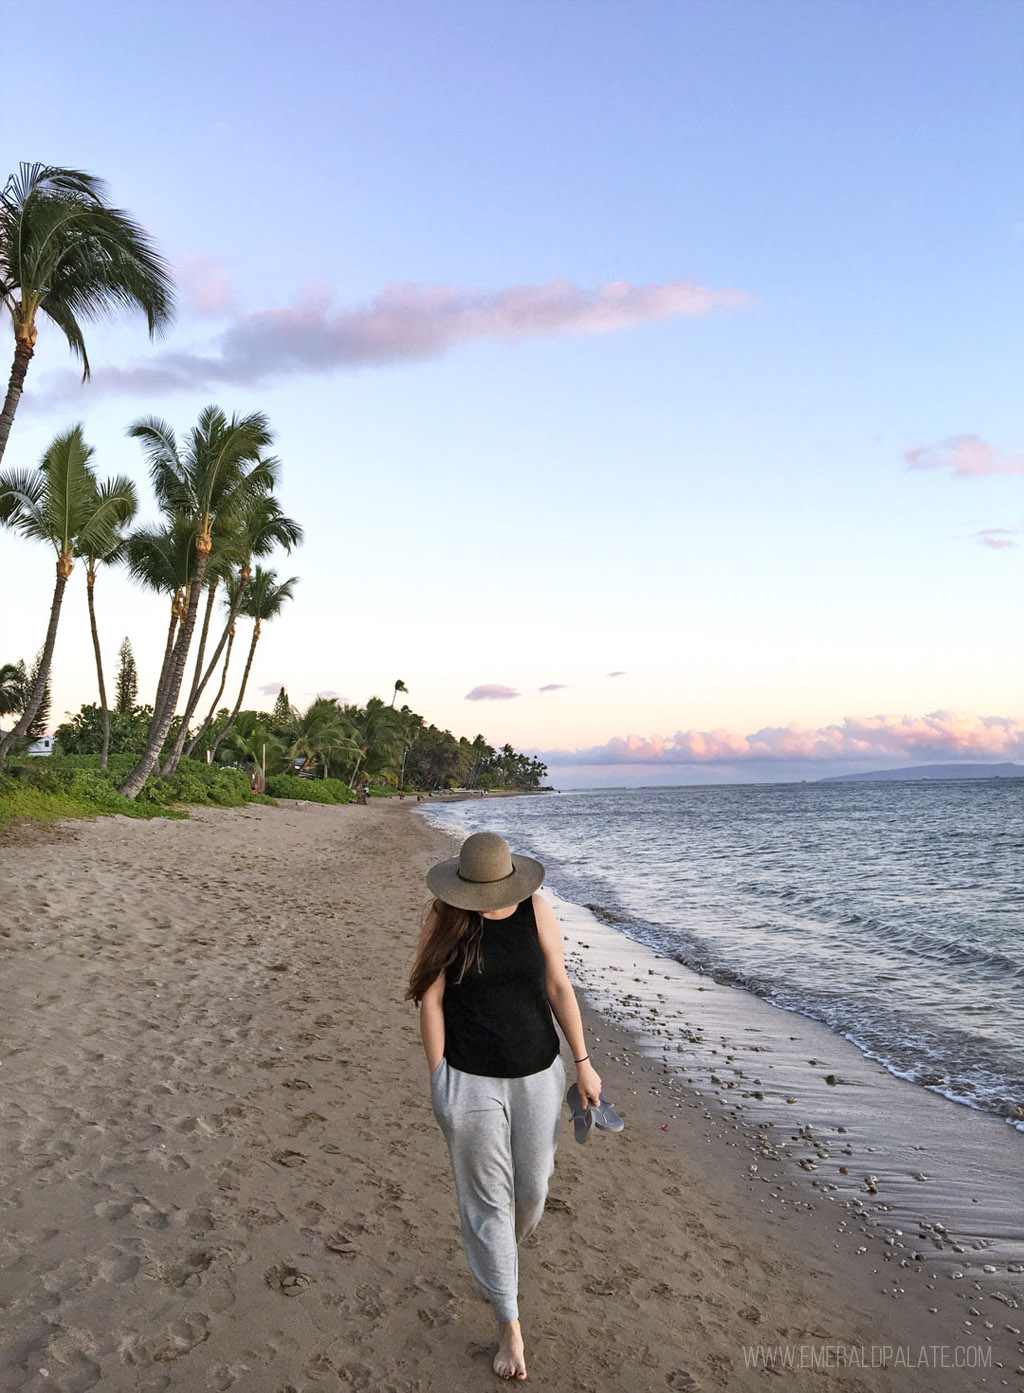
[[2, 800, 1022, 1391], [417, 796, 1024, 1197]]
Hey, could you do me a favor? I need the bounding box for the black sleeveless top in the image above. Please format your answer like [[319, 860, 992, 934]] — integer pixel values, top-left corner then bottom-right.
[[442, 897, 560, 1078]]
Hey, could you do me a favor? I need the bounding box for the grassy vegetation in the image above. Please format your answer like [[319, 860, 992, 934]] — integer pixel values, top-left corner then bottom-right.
[[0, 754, 275, 830], [264, 774, 355, 804]]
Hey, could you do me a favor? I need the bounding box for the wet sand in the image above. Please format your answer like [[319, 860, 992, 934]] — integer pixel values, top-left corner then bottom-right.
[[2, 800, 1022, 1392]]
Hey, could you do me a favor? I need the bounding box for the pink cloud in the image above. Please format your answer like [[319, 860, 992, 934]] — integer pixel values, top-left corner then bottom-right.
[[176, 253, 237, 317], [539, 683, 567, 692], [542, 712, 1024, 766], [606, 670, 626, 678], [904, 435, 1024, 478], [28, 276, 750, 406], [465, 684, 520, 701], [972, 527, 1019, 550]]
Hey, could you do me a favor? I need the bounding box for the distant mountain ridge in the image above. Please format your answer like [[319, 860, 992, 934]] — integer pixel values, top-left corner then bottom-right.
[[821, 762, 1024, 783]]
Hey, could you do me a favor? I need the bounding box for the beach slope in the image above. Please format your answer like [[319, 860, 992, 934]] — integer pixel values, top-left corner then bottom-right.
[[1, 802, 1017, 1392]]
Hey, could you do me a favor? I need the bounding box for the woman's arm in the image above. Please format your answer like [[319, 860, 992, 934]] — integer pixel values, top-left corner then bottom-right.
[[420, 970, 446, 1073], [533, 893, 603, 1107]]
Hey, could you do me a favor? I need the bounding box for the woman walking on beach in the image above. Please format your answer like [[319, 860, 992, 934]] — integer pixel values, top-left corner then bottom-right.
[[407, 832, 602, 1381]]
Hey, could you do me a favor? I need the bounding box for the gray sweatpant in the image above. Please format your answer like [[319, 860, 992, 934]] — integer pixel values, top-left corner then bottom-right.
[[430, 1053, 565, 1322]]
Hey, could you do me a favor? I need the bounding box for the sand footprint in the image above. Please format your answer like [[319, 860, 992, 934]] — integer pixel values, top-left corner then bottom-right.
[[264, 1263, 313, 1297], [323, 1231, 360, 1258], [412, 1275, 457, 1327], [270, 1149, 307, 1167], [37, 1345, 101, 1392], [159, 1248, 217, 1289], [147, 1311, 211, 1362]]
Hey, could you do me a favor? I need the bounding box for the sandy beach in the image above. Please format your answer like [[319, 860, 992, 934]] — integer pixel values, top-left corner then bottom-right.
[[2, 800, 1022, 1392]]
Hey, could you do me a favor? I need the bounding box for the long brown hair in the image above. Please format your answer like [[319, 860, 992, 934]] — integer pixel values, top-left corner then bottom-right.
[[406, 898, 485, 1004]]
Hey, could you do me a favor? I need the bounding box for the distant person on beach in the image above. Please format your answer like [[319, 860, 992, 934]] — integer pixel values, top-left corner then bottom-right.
[[407, 832, 602, 1381]]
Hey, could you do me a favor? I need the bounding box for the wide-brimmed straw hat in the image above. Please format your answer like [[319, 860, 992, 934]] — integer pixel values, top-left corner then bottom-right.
[[426, 831, 545, 912]]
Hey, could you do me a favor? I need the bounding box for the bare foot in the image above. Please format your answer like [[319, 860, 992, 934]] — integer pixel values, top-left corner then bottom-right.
[[494, 1319, 527, 1380]]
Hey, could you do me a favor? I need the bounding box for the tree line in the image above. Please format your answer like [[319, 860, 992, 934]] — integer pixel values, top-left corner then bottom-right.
[[0, 162, 547, 796], [53, 664, 548, 792]]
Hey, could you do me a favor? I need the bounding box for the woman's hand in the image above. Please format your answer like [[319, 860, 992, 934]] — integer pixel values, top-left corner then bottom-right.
[[576, 1058, 603, 1108]]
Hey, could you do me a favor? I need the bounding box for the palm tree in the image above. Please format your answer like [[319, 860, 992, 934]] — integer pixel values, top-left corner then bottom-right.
[[397, 706, 425, 790], [162, 491, 302, 774], [390, 678, 408, 707], [282, 697, 358, 779], [208, 566, 298, 760], [0, 660, 25, 721], [465, 733, 495, 789], [122, 517, 196, 705], [77, 477, 138, 769], [0, 163, 174, 464], [212, 710, 287, 794], [118, 407, 275, 799], [0, 425, 133, 769], [347, 696, 404, 790]]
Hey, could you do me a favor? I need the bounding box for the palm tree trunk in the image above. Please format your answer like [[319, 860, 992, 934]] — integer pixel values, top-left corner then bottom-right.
[[85, 569, 111, 770], [119, 549, 210, 799], [150, 583, 191, 734], [0, 339, 34, 469], [208, 623, 259, 759], [150, 598, 179, 723], [160, 579, 218, 774], [161, 574, 245, 775], [183, 579, 216, 710], [0, 562, 68, 770], [193, 602, 239, 698], [185, 625, 235, 758]]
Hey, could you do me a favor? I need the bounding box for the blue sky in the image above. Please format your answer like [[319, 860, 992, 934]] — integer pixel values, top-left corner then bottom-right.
[[1, 0, 1022, 784]]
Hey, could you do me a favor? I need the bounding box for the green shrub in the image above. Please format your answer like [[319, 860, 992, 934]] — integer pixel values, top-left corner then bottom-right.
[[0, 776, 182, 828], [265, 774, 354, 804], [0, 753, 259, 826], [133, 762, 253, 809]]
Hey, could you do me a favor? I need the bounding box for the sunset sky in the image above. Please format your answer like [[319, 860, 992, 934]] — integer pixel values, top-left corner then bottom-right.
[[1, 0, 1021, 786]]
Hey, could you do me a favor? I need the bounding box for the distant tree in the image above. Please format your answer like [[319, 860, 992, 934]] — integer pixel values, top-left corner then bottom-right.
[[404, 723, 462, 790], [211, 709, 288, 793], [280, 697, 358, 779], [271, 686, 293, 725], [115, 638, 138, 713], [390, 678, 408, 708], [25, 650, 51, 740], [54, 701, 154, 757]]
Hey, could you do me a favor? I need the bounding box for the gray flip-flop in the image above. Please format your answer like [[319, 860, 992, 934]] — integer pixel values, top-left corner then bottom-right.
[[591, 1092, 625, 1132], [566, 1083, 593, 1144]]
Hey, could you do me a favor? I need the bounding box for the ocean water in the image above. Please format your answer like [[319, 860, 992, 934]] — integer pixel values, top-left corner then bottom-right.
[[420, 781, 1024, 1130]]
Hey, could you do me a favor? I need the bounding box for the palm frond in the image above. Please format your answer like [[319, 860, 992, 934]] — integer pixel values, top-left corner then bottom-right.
[[0, 162, 174, 379], [122, 519, 196, 594], [237, 566, 299, 621], [0, 467, 45, 526], [75, 474, 138, 561]]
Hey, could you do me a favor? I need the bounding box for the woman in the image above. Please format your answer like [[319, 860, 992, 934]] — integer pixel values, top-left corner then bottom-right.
[[407, 831, 602, 1382]]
